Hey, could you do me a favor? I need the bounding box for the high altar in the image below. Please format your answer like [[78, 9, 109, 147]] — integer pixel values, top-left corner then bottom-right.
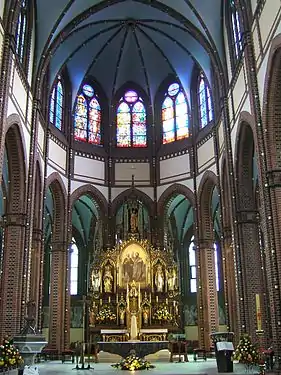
[[87, 227, 180, 343]]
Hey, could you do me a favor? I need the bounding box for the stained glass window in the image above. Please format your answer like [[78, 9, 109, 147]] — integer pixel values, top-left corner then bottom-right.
[[230, 0, 242, 58], [213, 242, 220, 291], [189, 236, 197, 293], [49, 77, 64, 131], [162, 83, 189, 144], [74, 84, 101, 145], [70, 239, 78, 295], [16, 0, 27, 64], [198, 73, 213, 128], [116, 90, 147, 148]]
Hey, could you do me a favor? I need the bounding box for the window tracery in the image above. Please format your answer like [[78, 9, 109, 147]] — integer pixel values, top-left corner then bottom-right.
[[162, 83, 189, 144], [15, 0, 28, 64], [198, 73, 213, 128], [74, 84, 101, 145], [116, 90, 147, 148], [49, 77, 64, 130]]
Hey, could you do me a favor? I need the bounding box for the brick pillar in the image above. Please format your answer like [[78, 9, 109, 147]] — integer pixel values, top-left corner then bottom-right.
[[30, 228, 43, 327], [49, 241, 67, 352], [0, 213, 26, 338], [236, 210, 267, 342], [197, 239, 219, 349], [222, 227, 239, 342]]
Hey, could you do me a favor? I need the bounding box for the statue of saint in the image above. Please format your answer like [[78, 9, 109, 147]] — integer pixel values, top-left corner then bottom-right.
[[119, 309, 125, 325], [91, 268, 101, 292], [89, 302, 96, 326], [130, 208, 138, 232], [167, 268, 177, 291], [103, 265, 113, 293], [155, 265, 164, 292], [143, 309, 149, 325]]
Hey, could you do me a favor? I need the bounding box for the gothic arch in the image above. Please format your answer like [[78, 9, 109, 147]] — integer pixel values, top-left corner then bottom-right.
[[111, 188, 154, 217], [157, 183, 195, 217], [197, 171, 218, 239], [4, 121, 26, 213], [235, 121, 255, 211], [70, 184, 107, 220], [262, 33, 281, 170], [46, 172, 66, 241]]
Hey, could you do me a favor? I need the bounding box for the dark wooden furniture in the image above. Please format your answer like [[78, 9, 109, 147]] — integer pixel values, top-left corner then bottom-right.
[[168, 341, 189, 363], [61, 349, 75, 363], [39, 348, 59, 361], [193, 348, 207, 361]]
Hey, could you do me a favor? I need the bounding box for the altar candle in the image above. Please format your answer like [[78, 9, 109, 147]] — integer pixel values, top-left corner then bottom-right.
[[256, 294, 262, 331], [173, 300, 176, 307], [156, 296, 158, 303], [166, 298, 168, 305], [109, 296, 111, 303], [100, 299, 102, 306]]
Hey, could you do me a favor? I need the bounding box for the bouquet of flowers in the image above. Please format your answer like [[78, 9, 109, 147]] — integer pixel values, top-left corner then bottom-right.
[[111, 354, 155, 371], [96, 306, 116, 323], [153, 304, 173, 322], [0, 337, 23, 371], [232, 334, 259, 367]]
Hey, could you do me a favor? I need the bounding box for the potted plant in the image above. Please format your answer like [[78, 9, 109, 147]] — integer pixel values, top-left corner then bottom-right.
[[0, 336, 23, 373]]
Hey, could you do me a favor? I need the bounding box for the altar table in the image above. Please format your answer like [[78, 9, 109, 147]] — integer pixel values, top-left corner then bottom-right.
[[97, 341, 169, 359]]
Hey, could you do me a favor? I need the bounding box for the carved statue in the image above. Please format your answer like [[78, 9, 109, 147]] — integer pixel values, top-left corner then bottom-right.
[[26, 300, 36, 320], [89, 302, 96, 326], [91, 268, 101, 292], [155, 265, 164, 292], [103, 265, 113, 293], [143, 309, 149, 325], [119, 309, 125, 325], [167, 268, 177, 291], [130, 208, 138, 232]]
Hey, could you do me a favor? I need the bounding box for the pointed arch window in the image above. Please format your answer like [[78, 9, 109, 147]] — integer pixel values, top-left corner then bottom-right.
[[198, 73, 213, 128], [49, 77, 64, 130], [70, 240, 79, 295], [162, 83, 189, 144], [116, 90, 147, 147], [213, 242, 220, 291], [230, 0, 242, 59], [189, 236, 197, 293], [74, 84, 101, 145], [15, 0, 28, 64]]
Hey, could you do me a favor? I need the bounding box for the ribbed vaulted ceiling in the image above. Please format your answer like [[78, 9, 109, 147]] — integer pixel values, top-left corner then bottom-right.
[[35, 0, 224, 106]]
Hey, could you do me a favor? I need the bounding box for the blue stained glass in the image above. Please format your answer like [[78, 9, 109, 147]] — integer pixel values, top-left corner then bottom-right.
[[83, 84, 94, 98], [168, 83, 179, 96], [198, 75, 213, 128], [116, 93, 147, 148], [49, 88, 55, 124]]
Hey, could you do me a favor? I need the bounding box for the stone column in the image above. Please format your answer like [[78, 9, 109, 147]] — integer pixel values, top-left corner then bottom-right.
[[197, 239, 219, 349], [48, 241, 67, 352], [0, 213, 26, 338], [236, 210, 267, 343], [30, 228, 43, 327], [222, 227, 239, 341]]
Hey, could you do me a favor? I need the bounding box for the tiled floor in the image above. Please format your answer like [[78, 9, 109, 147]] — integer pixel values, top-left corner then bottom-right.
[[35, 356, 255, 375]]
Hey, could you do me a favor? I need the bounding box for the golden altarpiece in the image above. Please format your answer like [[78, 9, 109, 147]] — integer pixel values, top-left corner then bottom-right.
[[87, 213, 180, 343]]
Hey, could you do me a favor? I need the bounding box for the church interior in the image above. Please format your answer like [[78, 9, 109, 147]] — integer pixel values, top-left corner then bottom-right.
[[0, 0, 281, 373]]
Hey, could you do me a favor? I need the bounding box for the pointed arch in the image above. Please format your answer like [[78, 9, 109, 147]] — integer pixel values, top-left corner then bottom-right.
[[74, 83, 102, 145], [198, 72, 213, 128], [161, 82, 189, 144], [111, 188, 153, 217], [49, 76, 64, 131], [116, 90, 147, 148], [197, 171, 218, 239], [158, 183, 195, 217], [70, 184, 107, 220]]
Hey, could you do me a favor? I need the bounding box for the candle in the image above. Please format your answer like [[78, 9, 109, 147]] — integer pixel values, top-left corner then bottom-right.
[[156, 296, 158, 303], [173, 300, 176, 307], [100, 298, 102, 305], [256, 294, 262, 331], [166, 298, 168, 305], [109, 296, 111, 303]]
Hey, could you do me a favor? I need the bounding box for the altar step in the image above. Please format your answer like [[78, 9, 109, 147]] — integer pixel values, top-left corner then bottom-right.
[[97, 349, 171, 363]]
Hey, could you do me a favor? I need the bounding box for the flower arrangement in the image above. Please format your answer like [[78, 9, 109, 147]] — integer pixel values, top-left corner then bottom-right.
[[153, 304, 173, 322], [232, 334, 259, 367], [96, 306, 116, 323], [111, 354, 155, 371], [0, 337, 23, 372]]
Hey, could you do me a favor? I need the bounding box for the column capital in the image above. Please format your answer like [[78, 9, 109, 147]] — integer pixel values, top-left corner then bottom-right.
[[3, 213, 27, 227], [236, 210, 258, 224], [50, 241, 68, 252], [197, 238, 214, 250]]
